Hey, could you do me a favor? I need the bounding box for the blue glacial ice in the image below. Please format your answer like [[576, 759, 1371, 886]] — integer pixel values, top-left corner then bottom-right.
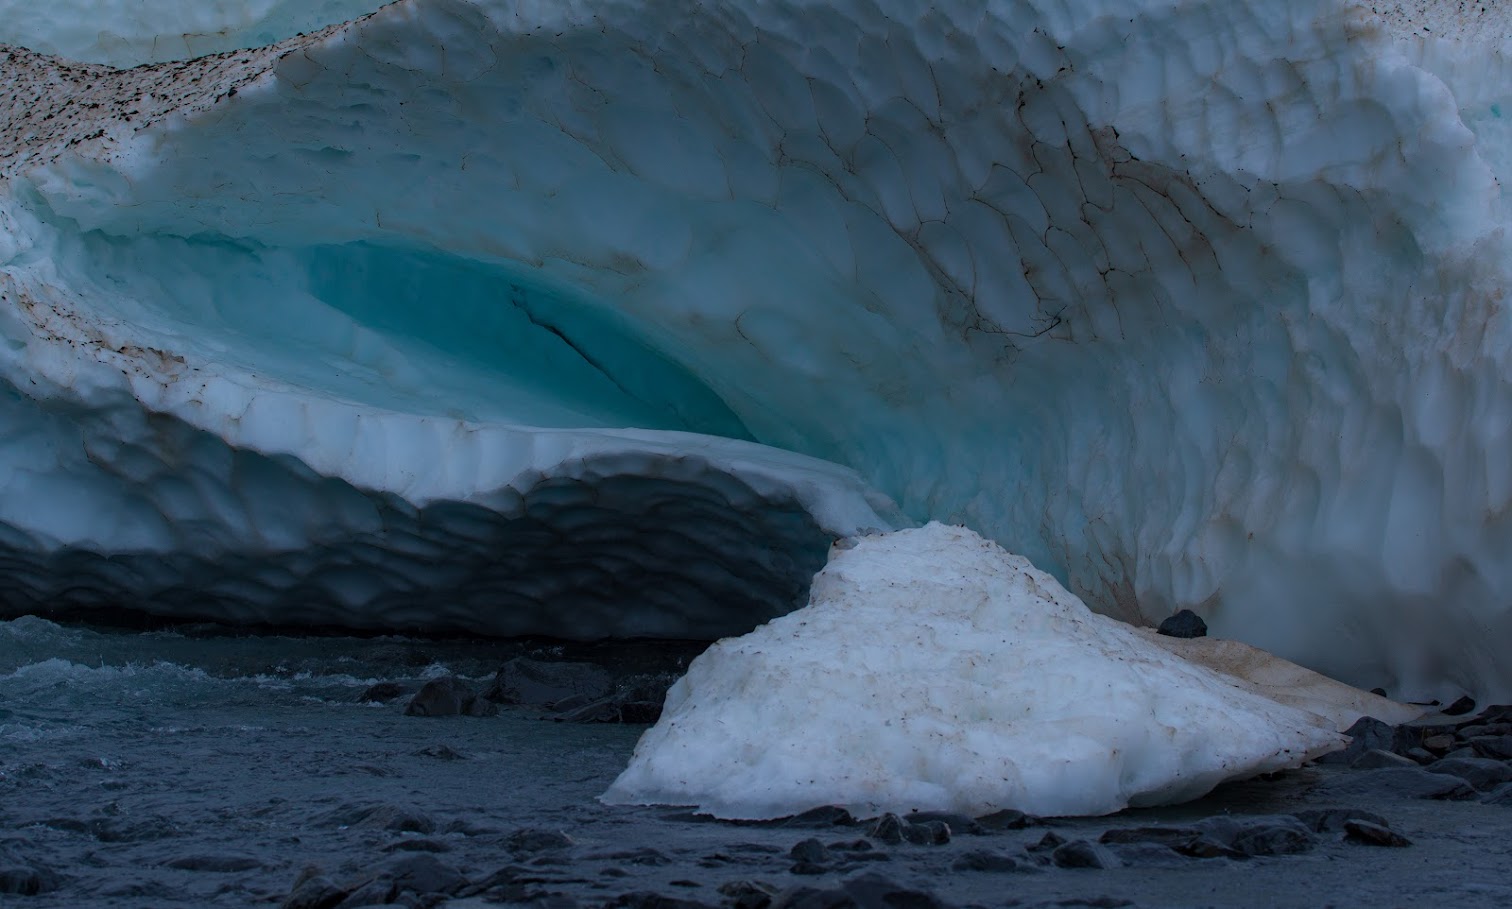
[[2, 0, 1512, 697]]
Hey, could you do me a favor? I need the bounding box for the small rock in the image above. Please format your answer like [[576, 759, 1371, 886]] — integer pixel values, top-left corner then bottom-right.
[[595, 848, 672, 866], [903, 820, 951, 845], [1350, 749, 1418, 770], [604, 893, 715, 909], [335, 878, 396, 906], [1051, 840, 1118, 869], [1171, 836, 1245, 860], [1229, 818, 1315, 856], [507, 829, 574, 854], [163, 854, 262, 872], [868, 813, 906, 845], [771, 873, 948, 909], [1482, 783, 1512, 806], [951, 850, 1025, 872], [1028, 831, 1067, 852], [1157, 609, 1207, 638], [788, 839, 831, 866], [381, 838, 452, 854], [413, 744, 467, 760], [1370, 687, 1388, 697], [1404, 748, 1437, 764], [1426, 757, 1512, 791], [1315, 767, 1478, 801], [1343, 820, 1411, 847], [906, 811, 983, 835], [482, 658, 612, 706], [976, 808, 1036, 830], [404, 677, 497, 717], [357, 681, 410, 703], [1099, 826, 1201, 847], [1292, 808, 1391, 833], [1443, 695, 1478, 716], [1315, 716, 1398, 765], [322, 803, 436, 834], [281, 876, 346, 909], [1422, 734, 1455, 752], [382, 854, 468, 897], [778, 806, 857, 828], [718, 881, 777, 909], [0, 864, 60, 896], [1469, 735, 1512, 760]]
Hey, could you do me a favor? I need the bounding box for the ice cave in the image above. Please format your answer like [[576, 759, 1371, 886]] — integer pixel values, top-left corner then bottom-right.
[[4, 0, 1512, 812]]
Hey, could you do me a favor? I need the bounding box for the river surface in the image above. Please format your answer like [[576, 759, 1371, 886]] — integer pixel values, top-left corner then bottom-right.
[[3, 615, 1511, 908]]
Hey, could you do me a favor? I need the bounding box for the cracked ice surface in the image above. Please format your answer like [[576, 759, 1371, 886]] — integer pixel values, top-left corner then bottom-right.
[[2, 0, 1512, 694]]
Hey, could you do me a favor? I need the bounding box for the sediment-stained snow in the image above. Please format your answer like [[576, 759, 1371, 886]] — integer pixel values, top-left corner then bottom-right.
[[604, 524, 1347, 819]]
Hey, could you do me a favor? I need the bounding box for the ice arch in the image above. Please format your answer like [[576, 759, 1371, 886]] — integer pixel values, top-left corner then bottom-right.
[[3, 0, 1512, 696]]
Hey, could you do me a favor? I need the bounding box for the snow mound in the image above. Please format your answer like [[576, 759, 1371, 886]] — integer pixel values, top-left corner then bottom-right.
[[604, 524, 1346, 820]]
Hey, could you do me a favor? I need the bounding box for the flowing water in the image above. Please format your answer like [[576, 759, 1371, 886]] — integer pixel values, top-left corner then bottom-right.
[[3, 616, 1512, 909]]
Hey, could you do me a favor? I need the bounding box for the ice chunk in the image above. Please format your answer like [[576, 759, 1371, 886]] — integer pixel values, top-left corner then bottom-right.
[[603, 524, 1346, 820]]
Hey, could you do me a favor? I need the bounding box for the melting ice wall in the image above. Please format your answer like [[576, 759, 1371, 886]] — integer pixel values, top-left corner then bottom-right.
[[2, 0, 1511, 696]]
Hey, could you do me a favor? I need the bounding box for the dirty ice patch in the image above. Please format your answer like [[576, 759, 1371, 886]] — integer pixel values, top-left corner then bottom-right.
[[604, 523, 1346, 820]]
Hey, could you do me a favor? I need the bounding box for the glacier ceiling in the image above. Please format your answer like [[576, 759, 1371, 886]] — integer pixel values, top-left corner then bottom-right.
[[2, 0, 1511, 696]]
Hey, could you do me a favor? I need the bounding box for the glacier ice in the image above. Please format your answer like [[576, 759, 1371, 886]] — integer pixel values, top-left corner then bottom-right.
[[2, 0, 1512, 695], [603, 524, 1348, 819]]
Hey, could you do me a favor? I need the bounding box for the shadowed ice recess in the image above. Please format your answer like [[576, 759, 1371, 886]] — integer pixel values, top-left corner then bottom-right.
[[2, 0, 1512, 697]]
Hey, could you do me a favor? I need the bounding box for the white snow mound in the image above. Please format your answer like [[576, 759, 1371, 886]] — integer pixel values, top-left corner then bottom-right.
[[604, 524, 1346, 820]]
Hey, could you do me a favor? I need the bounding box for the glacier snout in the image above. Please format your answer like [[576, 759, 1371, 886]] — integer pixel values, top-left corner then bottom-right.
[[1, 0, 1511, 695]]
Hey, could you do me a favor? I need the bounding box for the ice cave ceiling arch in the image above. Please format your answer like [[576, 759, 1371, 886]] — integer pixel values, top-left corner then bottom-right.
[[3, 0, 1512, 696]]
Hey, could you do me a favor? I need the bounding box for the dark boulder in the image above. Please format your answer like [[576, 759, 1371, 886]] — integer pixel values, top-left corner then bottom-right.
[[1157, 609, 1208, 638]]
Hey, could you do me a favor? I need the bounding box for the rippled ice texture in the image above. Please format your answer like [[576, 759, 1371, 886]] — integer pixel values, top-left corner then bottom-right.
[[4, 0, 1512, 698]]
